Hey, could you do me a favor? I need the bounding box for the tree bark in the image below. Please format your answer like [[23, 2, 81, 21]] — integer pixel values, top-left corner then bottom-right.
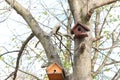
[[68, 0, 92, 80], [68, 0, 118, 80], [5, 0, 61, 65], [112, 69, 120, 80], [90, 0, 117, 10], [5, 0, 118, 80]]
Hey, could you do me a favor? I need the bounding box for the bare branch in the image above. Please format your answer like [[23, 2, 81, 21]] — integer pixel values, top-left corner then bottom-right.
[[98, 45, 120, 50], [3, 60, 40, 80], [40, 1, 67, 27], [87, 0, 117, 20], [50, 23, 61, 35], [5, 0, 62, 66], [99, 5, 113, 35], [68, 0, 82, 22], [94, 10, 101, 37], [112, 69, 120, 80], [4, 72, 14, 80], [0, 50, 19, 57], [93, 36, 103, 42], [52, 24, 73, 56], [105, 61, 120, 66], [91, 0, 118, 10], [92, 47, 119, 62], [92, 10, 101, 73], [93, 44, 115, 77], [54, 34, 73, 68], [13, 33, 34, 80], [59, 0, 69, 18]]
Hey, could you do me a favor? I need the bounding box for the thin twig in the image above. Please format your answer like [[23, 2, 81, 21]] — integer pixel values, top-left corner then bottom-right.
[[40, 1, 67, 27], [112, 69, 120, 80], [4, 72, 14, 80], [59, 0, 68, 18], [105, 61, 120, 66], [3, 60, 40, 80], [92, 47, 116, 63], [0, 50, 19, 57], [13, 33, 34, 80], [97, 45, 120, 50], [92, 10, 101, 72], [54, 34, 73, 67], [93, 44, 115, 77], [99, 5, 114, 35]]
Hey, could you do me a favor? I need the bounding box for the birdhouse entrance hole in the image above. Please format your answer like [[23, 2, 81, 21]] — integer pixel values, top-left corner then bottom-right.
[[54, 69, 56, 73], [78, 27, 81, 31]]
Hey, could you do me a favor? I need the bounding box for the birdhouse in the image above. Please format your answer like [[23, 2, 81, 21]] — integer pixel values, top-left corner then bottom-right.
[[71, 22, 90, 38], [46, 63, 65, 80]]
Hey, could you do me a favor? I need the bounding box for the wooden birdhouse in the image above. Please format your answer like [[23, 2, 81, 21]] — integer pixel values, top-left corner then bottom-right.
[[71, 22, 90, 38], [46, 63, 65, 80]]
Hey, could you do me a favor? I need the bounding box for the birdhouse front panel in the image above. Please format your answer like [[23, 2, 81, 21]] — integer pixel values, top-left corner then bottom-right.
[[46, 63, 64, 80], [47, 73, 64, 80], [46, 63, 63, 74], [71, 22, 90, 38]]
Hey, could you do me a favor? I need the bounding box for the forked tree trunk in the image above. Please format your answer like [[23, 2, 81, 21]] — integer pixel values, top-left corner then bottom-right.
[[68, 0, 118, 80], [5, 0, 118, 80], [68, 0, 93, 80]]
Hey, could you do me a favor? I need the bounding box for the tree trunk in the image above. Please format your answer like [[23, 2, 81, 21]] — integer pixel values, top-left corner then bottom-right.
[[68, 0, 118, 80], [5, 0, 118, 80], [73, 38, 92, 80], [68, 0, 92, 80]]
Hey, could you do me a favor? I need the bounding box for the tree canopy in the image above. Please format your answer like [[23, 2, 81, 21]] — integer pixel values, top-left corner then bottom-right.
[[0, 0, 120, 80]]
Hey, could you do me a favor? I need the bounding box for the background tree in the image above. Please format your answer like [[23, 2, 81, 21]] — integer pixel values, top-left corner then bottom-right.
[[0, 0, 119, 80]]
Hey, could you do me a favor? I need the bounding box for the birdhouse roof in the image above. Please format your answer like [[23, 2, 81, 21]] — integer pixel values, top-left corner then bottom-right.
[[72, 22, 90, 31], [46, 63, 63, 72]]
